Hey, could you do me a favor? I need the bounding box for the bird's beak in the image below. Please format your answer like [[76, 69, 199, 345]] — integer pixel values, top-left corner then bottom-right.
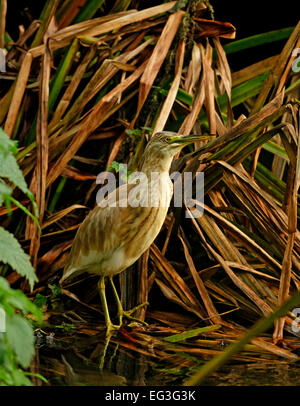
[[168, 134, 212, 145]]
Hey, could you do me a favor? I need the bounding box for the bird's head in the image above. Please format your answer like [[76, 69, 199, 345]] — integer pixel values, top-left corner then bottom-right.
[[139, 131, 210, 172], [144, 131, 209, 158], [152, 131, 207, 156]]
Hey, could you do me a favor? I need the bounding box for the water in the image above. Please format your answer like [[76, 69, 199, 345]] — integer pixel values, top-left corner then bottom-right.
[[35, 327, 300, 386]]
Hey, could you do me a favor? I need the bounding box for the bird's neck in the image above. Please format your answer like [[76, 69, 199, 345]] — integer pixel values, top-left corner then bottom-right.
[[137, 154, 173, 208], [140, 155, 173, 178]]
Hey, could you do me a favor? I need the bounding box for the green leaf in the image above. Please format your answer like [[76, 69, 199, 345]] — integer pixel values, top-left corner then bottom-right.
[[4, 32, 13, 51], [4, 290, 42, 324], [0, 148, 30, 195], [30, 0, 60, 48], [54, 323, 75, 331], [0, 366, 13, 386], [262, 141, 288, 160], [24, 371, 48, 383], [0, 128, 39, 220], [0, 278, 42, 322], [0, 128, 33, 198], [125, 128, 142, 137], [163, 325, 221, 343], [6, 314, 35, 368], [111, 0, 132, 12], [0, 227, 38, 290], [157, 73, 268, 118], [49, 284, 62, 298], [4, 195, 40, 229], [107, 161, 124, 173], [73, 0, 105, 23], [33, 293, 47, 309], [10, 368, 33, 385], [222, 27, 294, 55], [49, 39, 80, 113], [0, 128, 18, 156], [0, 180, 12, 207], [0, 276, 12, 292]]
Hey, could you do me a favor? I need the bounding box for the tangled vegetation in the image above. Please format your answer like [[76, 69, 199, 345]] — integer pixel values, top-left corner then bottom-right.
[[0, 0, 300, 385]]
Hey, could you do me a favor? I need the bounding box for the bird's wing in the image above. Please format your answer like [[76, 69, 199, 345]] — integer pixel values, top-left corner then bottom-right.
[[62, 183, 140, 277]]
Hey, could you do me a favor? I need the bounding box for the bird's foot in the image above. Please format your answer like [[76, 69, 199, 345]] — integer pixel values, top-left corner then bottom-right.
[[123, 313, 149, 327], [105, 321, 121, 335], [119, 301, 149, 327]]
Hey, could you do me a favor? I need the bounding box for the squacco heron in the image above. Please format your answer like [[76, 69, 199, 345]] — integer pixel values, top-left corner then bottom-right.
[[60, 131, 204, 333]]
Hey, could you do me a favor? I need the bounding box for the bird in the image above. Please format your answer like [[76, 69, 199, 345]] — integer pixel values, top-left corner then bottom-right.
[[60, 131, 206, 334]]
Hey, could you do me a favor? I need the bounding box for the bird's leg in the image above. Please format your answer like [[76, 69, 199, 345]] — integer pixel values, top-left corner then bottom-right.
[[108, 276, 123, 327], [99, 331, 112, 372], [109, 276, 148, 327], [98, 276, 120, 334]]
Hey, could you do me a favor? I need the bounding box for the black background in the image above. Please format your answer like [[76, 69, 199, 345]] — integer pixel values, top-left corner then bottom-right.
[[5, 1, 299, 71], [6, 1, 299, 40]]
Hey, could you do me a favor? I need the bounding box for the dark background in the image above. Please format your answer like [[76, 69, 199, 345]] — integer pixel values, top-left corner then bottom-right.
[[6, 1, 299, 71], [215, 1, 299, 70]]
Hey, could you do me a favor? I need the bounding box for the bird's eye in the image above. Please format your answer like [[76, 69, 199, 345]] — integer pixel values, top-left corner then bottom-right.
[[165, 137, 171, 143]]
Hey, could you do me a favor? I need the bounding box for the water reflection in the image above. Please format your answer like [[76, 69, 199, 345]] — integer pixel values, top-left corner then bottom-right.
[[37, 330, 150, 386], [204, 361, 300, 386], [35, 327, 300, 386]]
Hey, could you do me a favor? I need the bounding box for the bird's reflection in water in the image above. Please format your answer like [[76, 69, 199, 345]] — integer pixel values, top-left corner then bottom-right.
[[37, 328, 300, 386], [98, 331, 148, 386], [40, 331, 148, 386]]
